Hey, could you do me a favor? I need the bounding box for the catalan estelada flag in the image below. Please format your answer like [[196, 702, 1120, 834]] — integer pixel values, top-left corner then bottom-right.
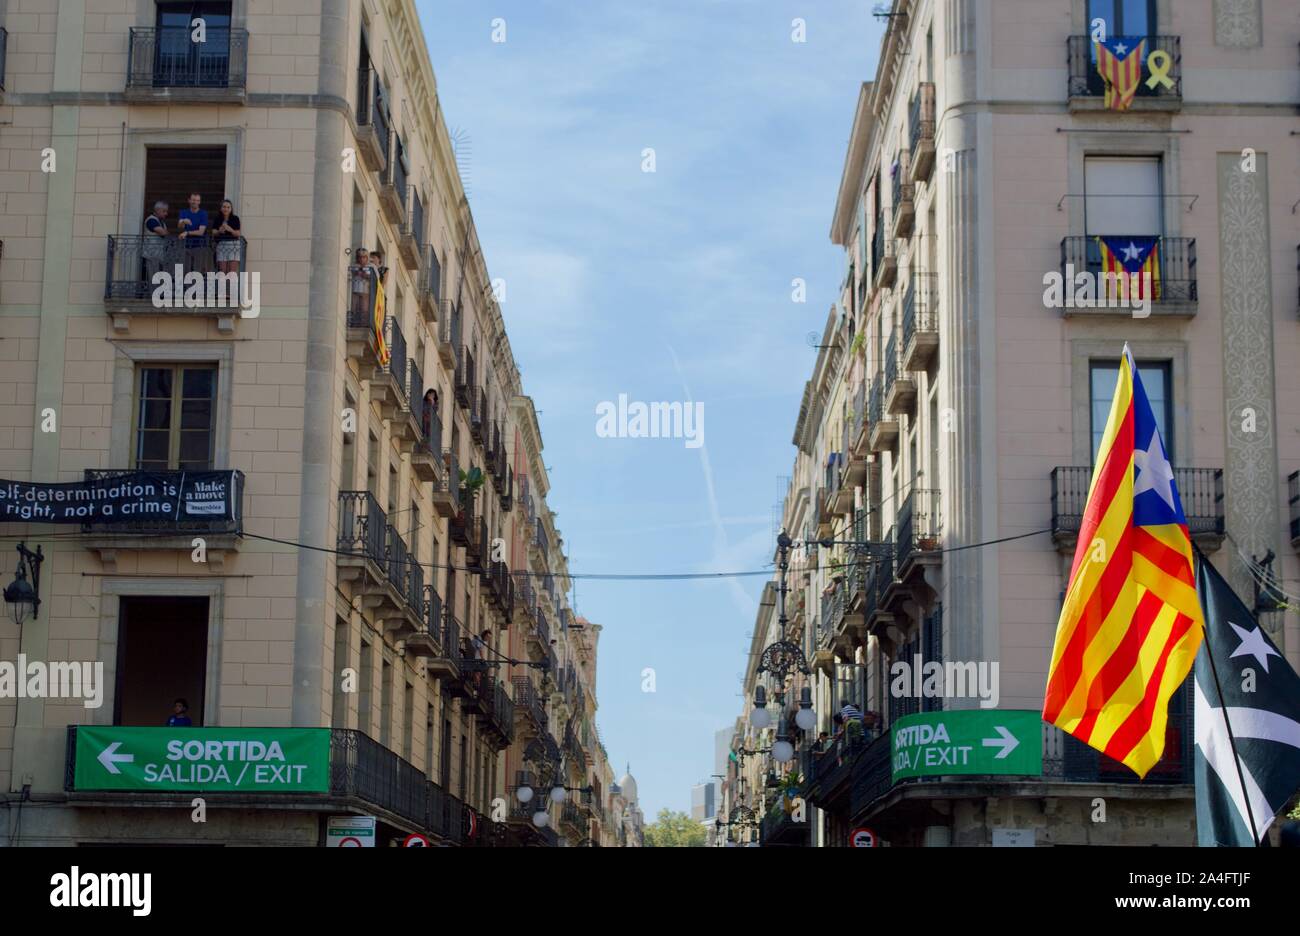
[[1043, 346, 1204, 778], [1094, 36, 1147, 111], [1097, 236, 1162, 301], [374, 275, 390, 367]]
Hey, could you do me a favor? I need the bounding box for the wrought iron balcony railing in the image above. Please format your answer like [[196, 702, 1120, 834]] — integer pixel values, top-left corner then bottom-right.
[[1051, 466, 1223, 538], [384, 316, 408, 405], [895, 488, 942, 569], [1067, 35, 1182, 103], [126, 27, 248, 91], [421, 244, 442, 308], [337, 491, 386, 566], [901, 272, 937, 355], [1059, 236, 1197, 306], [105, 235, 248, 303], [908, 82, 935, 166], [356, 66, 391, 171], [79, 469, 244, 535]]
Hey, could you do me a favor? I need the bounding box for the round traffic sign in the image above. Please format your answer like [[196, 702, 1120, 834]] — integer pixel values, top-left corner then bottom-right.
[[338, 836, 363, 847], [404, 834, 430, 847], [850, 827, 878, 848]]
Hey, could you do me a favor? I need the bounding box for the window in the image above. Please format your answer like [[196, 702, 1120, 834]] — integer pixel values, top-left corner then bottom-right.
[[358, 639, 373, 738], [133, 365, 217, 470], [155, 2, 233, 88], [331, 617, 349, 729], [1088, 0, 1155, 38], [1090, 359, 1171, 462], [1084, 157, 1161, 237]]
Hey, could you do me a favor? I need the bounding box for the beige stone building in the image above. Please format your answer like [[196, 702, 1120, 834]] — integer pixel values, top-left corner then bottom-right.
[[731, 0, 1300, 846], [0, 0, 609, 847]]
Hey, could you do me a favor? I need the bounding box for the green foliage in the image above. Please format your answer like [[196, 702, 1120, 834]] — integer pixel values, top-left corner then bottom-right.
[[458, 466, 485, 496], [643, 808, 707, 848], [850, 331, 866, 357]]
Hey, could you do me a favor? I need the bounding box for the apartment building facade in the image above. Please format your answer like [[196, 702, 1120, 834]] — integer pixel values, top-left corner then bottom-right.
[[731, 0, 1300, 846], [0, 0, 606, 847]]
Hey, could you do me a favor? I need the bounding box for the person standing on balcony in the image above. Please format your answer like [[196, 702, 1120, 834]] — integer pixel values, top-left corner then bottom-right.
[[213, 199, 242, 275], [142, 200, 170, 285], [166, 698, 193, 727], [422, 388, 438, 441], [177, 191, 210, 276], [350, 247, 371, 320]]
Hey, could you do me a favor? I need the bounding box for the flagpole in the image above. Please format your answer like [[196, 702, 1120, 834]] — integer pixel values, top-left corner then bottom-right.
[[1193, 545, 1262, 846]]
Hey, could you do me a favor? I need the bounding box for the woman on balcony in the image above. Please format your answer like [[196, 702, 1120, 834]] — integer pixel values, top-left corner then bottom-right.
[[213, 199, 242, 275]]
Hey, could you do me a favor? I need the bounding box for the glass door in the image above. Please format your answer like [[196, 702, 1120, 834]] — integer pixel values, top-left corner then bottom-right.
[[155, 2, 232, 87]]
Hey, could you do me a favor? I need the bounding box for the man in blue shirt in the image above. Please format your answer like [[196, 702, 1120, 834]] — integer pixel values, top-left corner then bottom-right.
[[167, 698, 193, 727], [177, 192, 210, 275]]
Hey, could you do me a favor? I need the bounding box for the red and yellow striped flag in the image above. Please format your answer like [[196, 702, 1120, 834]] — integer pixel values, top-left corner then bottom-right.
[[1043, 348, 1203, 777], [1094, 37, 1148, 111], [374, 276, 390, 367]]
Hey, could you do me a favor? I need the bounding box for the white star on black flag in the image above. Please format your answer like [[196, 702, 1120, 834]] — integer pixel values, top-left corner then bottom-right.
[[1194, 555, 1300, 846]]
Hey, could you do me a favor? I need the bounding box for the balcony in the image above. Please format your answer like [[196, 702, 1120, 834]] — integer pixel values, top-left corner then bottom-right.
[[882, 333, 915, 417], [345, 265, 382, 368], [336, 491, 402, 616], [384, 524, 424, 630], [431, 449, 460, 519], [499, 466, 514, 513], [411, 395, 443, 484], [901, 272, 938, 371], [1067, 35, 1181, 111], [77, 469, 244, 569], [760, 796, 810, 847], [390, 353, 423, 449], [1051, 466, 1223, 552], [803, 730, 873, 812], [355, 66, 390, 173], [868, 374, 899, 452], [104, 235, 249, 333], [437, 301, 460, 368], [512, 676, 548, 739], [891, 153, 914, 239], [893, 488, 942, 586], [829, 453, 854, 515], [426, 605, 468, 694], [466, 673, 515, 749], [470, 387, 487, 445], [368, 317, 409, 421], [450, 490, 474, 546], [1290, 472, 1300, 547], [125, 27, 247, 103], [464, 509, 486, 571], [454, 349, 475, 410], [814, 486, 834, 538], [397, 188, 424, 272], [908, 82, 936, 183], [405, 584, 442, 657], [1059, 236, 1197, 316], [872, 211, 897, 291], [419, 244, 442, 324], [379, 135, 408, 226]]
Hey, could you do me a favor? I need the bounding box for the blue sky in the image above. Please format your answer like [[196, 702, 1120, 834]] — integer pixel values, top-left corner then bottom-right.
[[419, 0, 885, 818]]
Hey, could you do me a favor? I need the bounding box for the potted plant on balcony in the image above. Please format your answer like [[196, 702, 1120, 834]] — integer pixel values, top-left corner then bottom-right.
[[459, 465, 485, 498]]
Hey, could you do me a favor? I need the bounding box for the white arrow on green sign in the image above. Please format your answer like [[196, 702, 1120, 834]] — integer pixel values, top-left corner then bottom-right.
[[73, 726, 331, 793], [890, 710, 1042, 782]]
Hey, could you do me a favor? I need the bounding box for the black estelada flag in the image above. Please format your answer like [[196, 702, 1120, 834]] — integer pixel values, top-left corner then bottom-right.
[[1194, 554, 1300, 846]]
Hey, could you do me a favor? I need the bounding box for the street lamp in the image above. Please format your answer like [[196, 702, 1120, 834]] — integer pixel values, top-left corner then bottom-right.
[[750, 532, 815, 752], [3, 543, 43, 626]]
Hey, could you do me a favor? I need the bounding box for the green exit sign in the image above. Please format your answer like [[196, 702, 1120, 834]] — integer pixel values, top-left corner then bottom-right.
[[891, 710, 1043, 782]]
